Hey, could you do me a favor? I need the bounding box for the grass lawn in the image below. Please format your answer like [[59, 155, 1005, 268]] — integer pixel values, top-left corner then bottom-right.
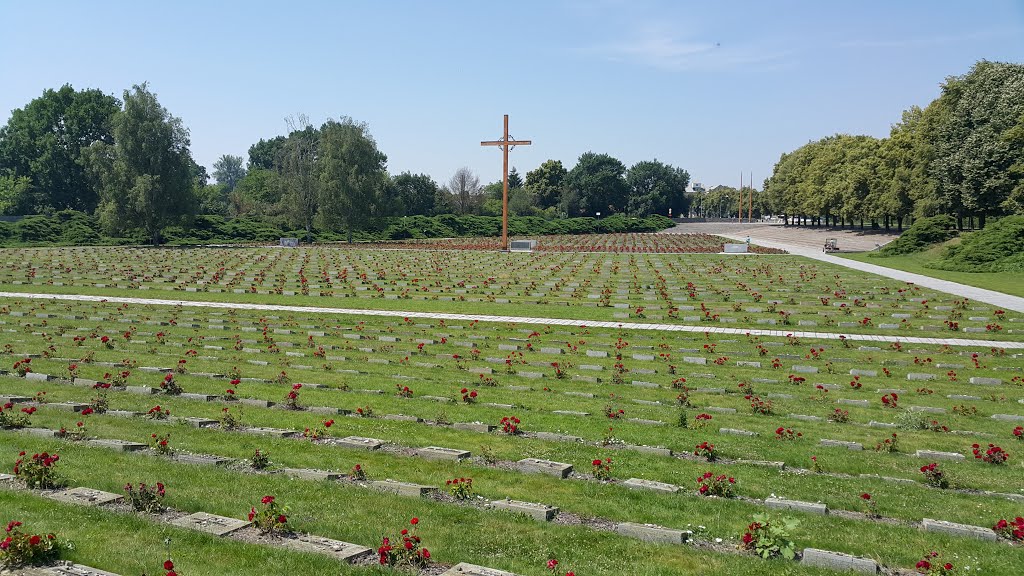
[[840, 242, 1024, 298]]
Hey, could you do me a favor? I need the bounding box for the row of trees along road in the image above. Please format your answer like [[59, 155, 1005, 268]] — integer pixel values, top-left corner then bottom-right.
[[762, 60, 1024, 231], [1, 83, 692, 243]]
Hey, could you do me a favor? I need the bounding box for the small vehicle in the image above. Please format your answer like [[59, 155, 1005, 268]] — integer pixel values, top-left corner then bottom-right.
[[823, 238, 838, 253]]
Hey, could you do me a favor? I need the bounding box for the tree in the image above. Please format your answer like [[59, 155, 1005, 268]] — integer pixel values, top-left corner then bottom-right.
[[564, 152, 628, 216], [212, 154, 246, 192], [248, 136, 287, 171], [524, 159, 567, 209], [932, 61, 1024, 227], [317, 117, 388, 243], [625, 160, 690, 217], [507, 167, 523, 190], [0, 84, 120, 213], [0, 175, 32, 215], [278, 116, 319, 241], [233, 168, 283, 214], [447, 167, 481, 215], [82, 83, 196, 244], [391, 172, 439, 216]]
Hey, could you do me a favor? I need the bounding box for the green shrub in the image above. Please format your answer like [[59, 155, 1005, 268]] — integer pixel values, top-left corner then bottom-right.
[[928, 215, 1024, 272], [876, 215, 957, 256]]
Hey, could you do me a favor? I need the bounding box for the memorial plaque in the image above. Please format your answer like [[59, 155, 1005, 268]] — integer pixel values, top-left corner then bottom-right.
[[487, 499, 558, 521], [517, 458, 573, 478], [47, 487, 123, 507], [170, 512, 250, 536]]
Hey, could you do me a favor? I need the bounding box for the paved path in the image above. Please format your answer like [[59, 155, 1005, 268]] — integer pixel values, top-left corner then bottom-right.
[[661, 222, 1024, 314], [4, 291, 1022, 349]]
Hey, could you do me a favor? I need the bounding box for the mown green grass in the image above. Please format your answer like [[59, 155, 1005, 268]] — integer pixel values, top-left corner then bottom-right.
[[843, 243, 1024, 298]]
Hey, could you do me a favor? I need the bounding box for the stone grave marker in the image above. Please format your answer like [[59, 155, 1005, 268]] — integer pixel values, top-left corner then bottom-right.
[[487, 499, 559, 521], [242, 427, 300, 438], [623, 478, 680, 493], [914, 449, 964, 461], [921, 519, 996, 541], [819, 439, 863, 450], [284, 468, 342, 481], [279, 533, 372, 562], [86, 439, 147, 452], [170, 512, 250, 536], [801, 549, 879, 574], [764, 497, 827, 515], [517, 458, 573, 478], [370, 480, 437, 497], [336, 436, 383, 450], [441, 564, 520, 576], [613, 522, 687, 544], [47, 487, 124, 507], [416, 446, 471, 461]]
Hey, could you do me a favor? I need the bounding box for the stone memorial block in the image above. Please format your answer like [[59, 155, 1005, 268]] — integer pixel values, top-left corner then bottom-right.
[[416, 446, 470, 461], [174, 453, 231, 466], [624, 445, 673, 457], [284, 468, 342, 481], [242, 427, 300, 438], [532, 431, 584, 443], [370, 480, 437, 497], [487, 499, 558, 521], [792, 366, 818, 374], [764, 497, 827, 515], [850, 369, 877, 377], [48, 487, 123, 507], [683, 356, 707, 365], [907, 405, 946, 414], [179, 393, 218, 402], [613, 522, 687, 544], [837, 399, 870, 407], [868, 421, 898, 429], [552, 410, 590, 417], [914, 450, 964, 461], [21, 428, 60, 438], [452, 422, 496, 433], [31, 562, 126, 576], [48, 402, 88, 412], [280, 533, 372, 562], [819, 439, 863, 450], [801, 549, 879, 574], [517, 458, 573, 478], [0, 395, 30, 404], [921, 519, 996, 541], [719, 428, 758, 437], [383, 414, 423, 422], [441, 563, 521, 576], [87, 439, 147, 452], [990, 413, 1024, 422], [969, 377, 1002, 386], [788, 414, 822, 422], [175, 417, 219, 428], [623, 478, 680, 493], [170, 512, 250, 536], [336, 436, 383, 450], [736, 361, 761, 368], [25, 372, 54, 382], [907, 373, 936, 381], [705, 407, 736, 414]]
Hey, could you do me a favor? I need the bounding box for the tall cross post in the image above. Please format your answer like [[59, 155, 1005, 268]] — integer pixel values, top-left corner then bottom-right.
[[481, 114, 531, 250]]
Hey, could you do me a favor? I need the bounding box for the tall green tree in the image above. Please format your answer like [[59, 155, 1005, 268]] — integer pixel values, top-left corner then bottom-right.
[[278, 117, 320, 241], [625, 160, 690, 217], [0, 84, 120, 213], [317, 118, 388, 243], [247, 136, 287, 171], [82, 83, 196, 244], [390, 172, 440, 216], [563, 152, 627, 216], [212, 154, 246, 192], [524, 159, 567, 209], [932, 61, 1024, 227]]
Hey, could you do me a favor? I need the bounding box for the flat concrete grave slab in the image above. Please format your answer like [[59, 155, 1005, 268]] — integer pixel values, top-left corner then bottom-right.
[[969, 377, 1002, 386], [552, 410, 590, 417], [86, 439, 147, 452], [27, 562, 126, 575], [623, 444, 673, 457], [613, 522, 687, 544], [487, 499, 559, 521], [21, 428, 60, 438], [336, 436, 383, 450], [47, 487, 124, 507], [370, 480, 437, 497], [47, 402, 89, 412], [532, 431, 584, 443], [0, 395, 30, 404], [174, 416, 219, 428], [915, 449, 965, 461], [517, 458, 573, 478], [453, 422, 496, 433], [764, 497, 827, 515], [124, 386, 157, 395], [441, 563, 521, 576], [719, 428, 758, 437], [173, 453, 232, 466], [623, 478, 680, 493], [837, 399, 870, 407], [992, 414, 1024, 422], [0, 473, 14, 482], [819, 439, 863, 450], [178, 393, 218, 402], [416, 446, 470, 461], [284, 468, 343, 481], [382, 414, 423, 422], [801, 549, 879, 574], [279, 533, 372, 562], [242, 426, 299, 438], [238, 398, 275, 408], [921, 518, 997, 541], [170, 512, 250, 536]]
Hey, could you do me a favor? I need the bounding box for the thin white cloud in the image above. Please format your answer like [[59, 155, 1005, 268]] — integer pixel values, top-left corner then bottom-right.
[[592, 24, 791, 71], [838, 28, 1015, 50]]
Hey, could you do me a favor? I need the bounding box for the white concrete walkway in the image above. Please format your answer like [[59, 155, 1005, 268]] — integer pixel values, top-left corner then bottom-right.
[[4, 291, 1022, 349], [711, 232, 1024, 314]]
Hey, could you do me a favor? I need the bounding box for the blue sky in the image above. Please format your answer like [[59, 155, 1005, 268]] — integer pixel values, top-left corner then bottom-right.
[[2, 1, 1023, 191]]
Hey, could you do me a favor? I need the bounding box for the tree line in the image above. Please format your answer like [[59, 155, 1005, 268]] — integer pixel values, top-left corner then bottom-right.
[[0, 83, 692, 243], [762, 60, 1024, 230]]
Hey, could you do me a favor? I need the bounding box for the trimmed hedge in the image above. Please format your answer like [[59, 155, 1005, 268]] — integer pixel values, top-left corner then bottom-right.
[[876, 215, 957, 256], [0, 212, 675, 247], [928, 215, 1024, 272]]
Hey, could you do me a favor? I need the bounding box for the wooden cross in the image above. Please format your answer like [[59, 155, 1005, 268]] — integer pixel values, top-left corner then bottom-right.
[[481, 114, 531, 250]]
